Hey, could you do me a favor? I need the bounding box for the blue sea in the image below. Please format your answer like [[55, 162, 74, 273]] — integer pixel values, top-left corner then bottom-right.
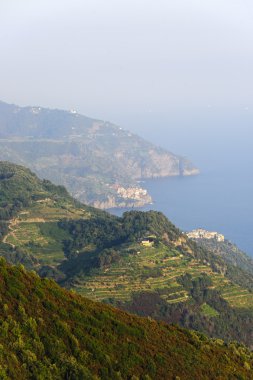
[[109, 109, 253, 257]]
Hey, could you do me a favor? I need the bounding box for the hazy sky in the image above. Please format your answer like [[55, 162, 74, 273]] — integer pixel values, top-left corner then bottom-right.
[[1, 1, 253, 253], [1, 0, 253, 121]]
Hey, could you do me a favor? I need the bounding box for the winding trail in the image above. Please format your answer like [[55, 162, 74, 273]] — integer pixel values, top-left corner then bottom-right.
[[2, 218, 19, 248], [2, 216, 48, 249]]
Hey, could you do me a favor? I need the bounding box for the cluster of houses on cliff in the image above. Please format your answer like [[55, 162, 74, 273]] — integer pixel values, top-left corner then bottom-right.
[[186, 228, 225, 242], [115, 185, 148, 200]]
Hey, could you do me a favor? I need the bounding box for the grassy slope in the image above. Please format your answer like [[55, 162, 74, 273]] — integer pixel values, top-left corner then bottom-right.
[[3, 199, 89, 266], [70, 240, 253, 310], [0, 161, 105, 266], [61, 233, 253, 347], [0, 258, 252, 380], [3, 212, 253, 311]]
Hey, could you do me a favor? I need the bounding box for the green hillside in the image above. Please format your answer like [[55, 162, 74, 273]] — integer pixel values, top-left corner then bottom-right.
[[58, 212, 253, 347], [0, 258, 252, 379], [190, 235, 253, 276], [1, 161, 253, 348], [0, 161, 107, 268]]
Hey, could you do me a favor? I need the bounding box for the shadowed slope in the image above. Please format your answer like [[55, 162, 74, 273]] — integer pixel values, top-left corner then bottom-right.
[[0, 259, 252, 379]]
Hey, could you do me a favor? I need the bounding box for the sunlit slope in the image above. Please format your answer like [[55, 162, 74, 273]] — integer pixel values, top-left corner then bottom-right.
[[58, 212, 253, 347], [0, 258, 252, 379], [1, 161, 253, 347], [58, 211, 253, 311], [0, 161, 105, 267], [3, 198, 89, 266], [70, 241, 253, 310]]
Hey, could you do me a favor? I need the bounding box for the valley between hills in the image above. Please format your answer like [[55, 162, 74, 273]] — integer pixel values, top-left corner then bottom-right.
[[0, 162, 253, 379], [2, 2, 253, 378], [0, 103, 252, 377], [1, 161, 253, 353]]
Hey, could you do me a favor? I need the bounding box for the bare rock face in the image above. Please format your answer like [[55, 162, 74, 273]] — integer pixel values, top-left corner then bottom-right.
[[0, 101, 199, 207]]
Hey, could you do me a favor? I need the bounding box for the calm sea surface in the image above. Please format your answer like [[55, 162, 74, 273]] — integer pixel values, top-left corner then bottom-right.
[[109, 110, 253, 257]]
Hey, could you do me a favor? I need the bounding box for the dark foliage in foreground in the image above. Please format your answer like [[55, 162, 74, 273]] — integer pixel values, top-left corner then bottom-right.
[[0, 259, 252, 379]]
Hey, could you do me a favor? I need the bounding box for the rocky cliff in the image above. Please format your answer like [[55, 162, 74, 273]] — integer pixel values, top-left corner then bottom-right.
[[0, 101, 199, 207]]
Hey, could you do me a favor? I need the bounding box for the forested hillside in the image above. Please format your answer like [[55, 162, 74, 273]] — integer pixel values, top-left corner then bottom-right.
[[190, 235, 253, 276], [1, 161, 253, 349], [0, 258, 252, 379]]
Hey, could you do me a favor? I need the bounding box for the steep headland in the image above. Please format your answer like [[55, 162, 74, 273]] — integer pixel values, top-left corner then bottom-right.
[[187, 228, 253, 276], [0, 100, 199, 208]]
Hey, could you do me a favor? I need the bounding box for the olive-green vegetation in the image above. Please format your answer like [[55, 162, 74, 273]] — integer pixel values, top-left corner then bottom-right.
[[0, 100, 198, 208], [0, 161, 69, 222], [58, 213, 253, 347], [0, 161, 105, 266], [192, 237, 253, 275], [0, 258, 253, 380], [1, 161, 253, 349]]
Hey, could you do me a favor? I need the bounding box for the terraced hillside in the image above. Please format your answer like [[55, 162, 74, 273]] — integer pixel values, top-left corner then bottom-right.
[[4, 207, 253, 310], [2, 198, 89, 266], [190, 234, 253, 276], [70, 240, 253, 310], [0, 161, 104, 269], [1, 161, 253, 347]]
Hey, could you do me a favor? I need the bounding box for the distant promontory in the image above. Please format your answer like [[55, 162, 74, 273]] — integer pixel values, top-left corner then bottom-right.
[[0, 100, 199, 208]]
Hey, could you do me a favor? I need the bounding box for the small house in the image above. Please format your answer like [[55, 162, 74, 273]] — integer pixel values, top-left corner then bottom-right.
[[141, 236, 155, 247]]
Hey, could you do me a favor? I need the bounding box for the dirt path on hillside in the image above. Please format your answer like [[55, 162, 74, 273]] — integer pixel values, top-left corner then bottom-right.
[[2, 218, 19, 248], [1, 215, 48, 249]]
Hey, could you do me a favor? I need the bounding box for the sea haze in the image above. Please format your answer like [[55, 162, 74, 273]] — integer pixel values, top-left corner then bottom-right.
[[110, 109, 253, 257]]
